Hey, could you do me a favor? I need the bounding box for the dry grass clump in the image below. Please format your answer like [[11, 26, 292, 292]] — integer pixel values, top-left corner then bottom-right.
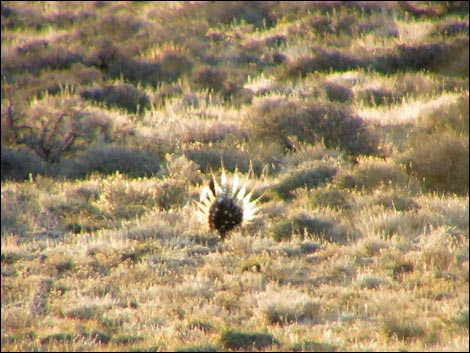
[[1, 2, 468, 352]]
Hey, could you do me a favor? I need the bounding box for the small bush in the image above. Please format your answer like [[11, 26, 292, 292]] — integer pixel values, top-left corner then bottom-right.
[[40, 333, 76, 345], [275, 166, 337, 200], [201, 1, 277, 28], [3, 41, 82, 77], [375, 40, 468, 74], [270, 220, 294, 241], [402, 135, 469, 195], [380, 316, 425, 341], [183, 148, 263, 175], [336, 158, 407, 191], [80, 83, 150, 114], [418, 93, 469, 137], [283, 50, 359, 77], [358, 88, 397, 106], [293, 213, 346, 242], [246, 97, 379, 156], [308, 187, 351, 209], [290, 340, 337, 352], [270, 213, 346, 243], [67, 304, 103, 320], [322, 82, 354, 103], [59, 146, 160, 179], [165, 154, 202, 185], [219, 329, 279, 350], [193, 67, 227, 92], [374, 192, 419, 211], [1, 147, 46, 181], [96, 172, 186, 219], [264, 301, 320, 325], [175, 344, 217, 352]]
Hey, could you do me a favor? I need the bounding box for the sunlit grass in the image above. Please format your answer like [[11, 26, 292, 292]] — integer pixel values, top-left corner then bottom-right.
[[1, 1, 468, 351]]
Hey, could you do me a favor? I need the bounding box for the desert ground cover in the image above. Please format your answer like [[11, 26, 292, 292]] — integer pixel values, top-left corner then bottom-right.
[[1, 1, 469, 351]]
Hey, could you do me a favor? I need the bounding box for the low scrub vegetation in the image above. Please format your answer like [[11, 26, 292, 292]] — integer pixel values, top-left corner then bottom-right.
[[1, 1, 468, 352]]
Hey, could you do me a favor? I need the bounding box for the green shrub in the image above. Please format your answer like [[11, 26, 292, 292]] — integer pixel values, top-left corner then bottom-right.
[[219, 329, 279, 350], [1, 147, 46, 181]]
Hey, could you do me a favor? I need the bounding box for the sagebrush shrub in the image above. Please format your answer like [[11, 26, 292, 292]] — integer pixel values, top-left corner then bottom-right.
[[322, 82, 354, 103], [1, 147, 46, 181], [402, 135, 469, 195], [192, 67, 227, 92], [270, 213, 346, 243], [59, 146, 160, 179], [308, 187, 351, 209], [282, 50, 359, 78], [336, 158, 407, 191], [201, 1, 277, 28], [219, 329, 278, 350], [246, 97, 379, 156], [183, 148, 263, 175], [80, 83, 150, 114], [275, 166, 337, 200]]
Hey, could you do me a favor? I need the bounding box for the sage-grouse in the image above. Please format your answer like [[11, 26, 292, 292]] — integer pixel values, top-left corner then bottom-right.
[[196, 170, 259, 238]]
